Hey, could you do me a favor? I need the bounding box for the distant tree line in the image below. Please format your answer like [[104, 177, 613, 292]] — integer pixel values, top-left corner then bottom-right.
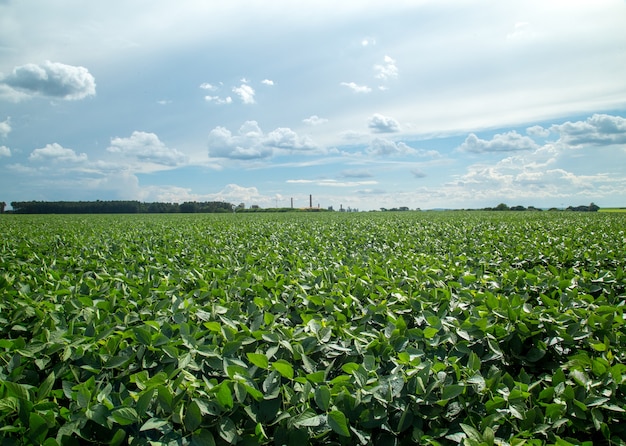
[[481, 202, 600, 212], [8, 200, 234, 214]]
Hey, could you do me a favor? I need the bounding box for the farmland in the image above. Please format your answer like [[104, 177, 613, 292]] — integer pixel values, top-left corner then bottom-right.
[[1, 211, 625, 445]]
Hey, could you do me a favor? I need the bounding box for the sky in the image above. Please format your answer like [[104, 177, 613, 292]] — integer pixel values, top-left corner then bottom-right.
[[1, 0, 625, 211]]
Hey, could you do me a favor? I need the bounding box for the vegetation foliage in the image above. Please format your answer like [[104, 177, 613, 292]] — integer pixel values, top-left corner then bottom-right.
[[0, 212, 625, 445]]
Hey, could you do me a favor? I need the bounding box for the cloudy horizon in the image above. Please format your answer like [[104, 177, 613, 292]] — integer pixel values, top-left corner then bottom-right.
[[1, 1, 625, 210]]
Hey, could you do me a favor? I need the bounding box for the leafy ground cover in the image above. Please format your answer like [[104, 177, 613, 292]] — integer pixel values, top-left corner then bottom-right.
[[0, 211, 625, 445]]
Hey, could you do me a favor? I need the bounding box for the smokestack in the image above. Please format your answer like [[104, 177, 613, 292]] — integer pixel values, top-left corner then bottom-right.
[[309, 194, 312, 208]]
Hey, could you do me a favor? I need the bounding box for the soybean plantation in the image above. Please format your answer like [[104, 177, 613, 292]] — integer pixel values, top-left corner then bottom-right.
[[0, 211, 625, 445]]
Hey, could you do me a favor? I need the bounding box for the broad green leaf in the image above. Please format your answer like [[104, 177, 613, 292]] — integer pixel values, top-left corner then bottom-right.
[[28, 412, 48, 444], [328, 410, 351, 437], [314, 385, 331, 411], [216, 383, 234, 410], [247, 352, 269, 369], [441, 384, 464, 401], [292, 408, 325, 428], [109, 407, 139, 426], [423, 327, 439, 339], [184, 400, 203, 432], [140, 417, 170, 432], [192, 429, 217, 446], [272, 360, 294, 380], [218, 417, 238, 443]]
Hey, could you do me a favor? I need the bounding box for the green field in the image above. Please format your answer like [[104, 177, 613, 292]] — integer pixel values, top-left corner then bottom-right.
[[1, 212, 625, 445], [598, 208, 626, 213]]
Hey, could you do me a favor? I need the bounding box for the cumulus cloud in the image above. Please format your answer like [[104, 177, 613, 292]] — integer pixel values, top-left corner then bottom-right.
[[368, 113, 400, 133], [458, 131, 539, 153], [232, 83, 256, 104], [526, 125, 550, 138], [303, 115, 328, 126], [374, 55, 398, 81], [0, 146, 10, 157], [266, 128, 316, 150], [261, 79, 274, 86], [208, 121, 317, 160], [29, 143, 88, 163], [213, 184, 264, 203], [199, 83, 218, 91], [366, 138, 438, 157], [0, 61, 96, 100], [0, 117, 11, 138], [340, 82, 372, 93], [550, 114, 626, 146], [107, 131, 188, 166]]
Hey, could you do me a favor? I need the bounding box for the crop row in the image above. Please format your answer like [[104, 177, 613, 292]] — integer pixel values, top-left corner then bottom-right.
[[0, 212, 625, 445]]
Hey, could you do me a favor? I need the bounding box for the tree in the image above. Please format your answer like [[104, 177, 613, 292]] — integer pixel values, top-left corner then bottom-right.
[[494, 203, 509, 211], [0, 201, 5, 213]]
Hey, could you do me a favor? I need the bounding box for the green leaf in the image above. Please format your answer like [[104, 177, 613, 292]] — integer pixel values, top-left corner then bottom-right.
[[219, 417, 238, 443], [272, 360, 294, 380], [441, 384, 464, 400], [314, 385, 331, 411], [185, 400, 203, 432], [192, 429, 217, 446], [247, 352, 269, 369], [292, 408, 325, 428], [215, 383, 234, 410], [37, 371, 55, 401], [28, 412, 48, 444], [328, 410, 351, 437], [140, 417, 170, 432], [109, 407, 139, 426], [423, 327, 439, 339]]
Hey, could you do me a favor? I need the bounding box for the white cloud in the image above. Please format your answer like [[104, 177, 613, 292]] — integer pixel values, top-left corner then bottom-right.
[[287, 179, 377, 187], [0, 117, 11, 138], [368, 113, 400, 133], [212, 184, 264, 204], [361, 37, 376, 47], [550, 114, 626, 146], [367, 138, 430, 157], [374, 55, 398, 81], [0, 61, 95, 100], [303, 115, 328, 126], [208, 121, 317, 160], [29, 143, 88, 163], [458, 131, 539, 153], [261, 79, 274, 86], [340, 82, 372, 93], [205, 95, 232, 104], [232, 83, 256, 104], [199, 83, 218, 90], [526, 125, 550, 138], [266, 128, 317, 151], [107, 131, 188, 166], [0, 146, 10, 157]]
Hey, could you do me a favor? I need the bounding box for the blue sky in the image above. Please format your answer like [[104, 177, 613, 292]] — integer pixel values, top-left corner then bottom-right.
[[1, 0, 625, 210]]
